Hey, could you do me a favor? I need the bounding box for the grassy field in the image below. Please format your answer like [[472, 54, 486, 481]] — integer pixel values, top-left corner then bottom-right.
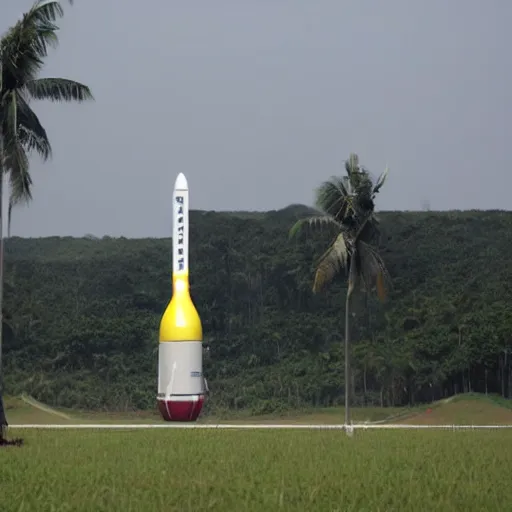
[[1, 428, 512, 511], [5, 392, 512, 426], [399, 395, 512, 425], [2, 394, 512, 510], [4, 395, 411, 425]]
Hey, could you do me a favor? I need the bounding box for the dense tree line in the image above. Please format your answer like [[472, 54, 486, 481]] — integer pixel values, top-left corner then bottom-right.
[[2, 205, 512, 414]]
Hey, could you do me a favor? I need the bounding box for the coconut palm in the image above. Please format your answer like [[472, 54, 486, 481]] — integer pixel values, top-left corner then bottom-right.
[[290, 153, 390, 427], [0, 0, 93, 440]]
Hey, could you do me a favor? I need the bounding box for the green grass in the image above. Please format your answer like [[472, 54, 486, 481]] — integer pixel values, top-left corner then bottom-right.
[[1, 429, 512, 511], [455, 392, 512, 410], [6, 393, 512, 426], [5, 395, 411, 425], [205, 404, 412, 424], [398, 394, 512, 425]]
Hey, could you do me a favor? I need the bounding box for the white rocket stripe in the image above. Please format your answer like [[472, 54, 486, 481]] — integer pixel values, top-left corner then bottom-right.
[[165, 362, 177, 397], [159, 395, 202, 402], [172, 173, 189, 276]]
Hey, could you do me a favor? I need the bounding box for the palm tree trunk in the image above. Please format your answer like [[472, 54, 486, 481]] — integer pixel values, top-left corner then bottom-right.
[[363, 363, 367, 402], [502, 350, 508, 398], [508, 356, 512, 398], [344, 257, 356, 428], [0, 134, 6, 440], [344, 290, 350, 426]]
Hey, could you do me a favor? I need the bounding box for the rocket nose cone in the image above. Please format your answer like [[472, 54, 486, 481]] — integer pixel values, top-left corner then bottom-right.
[[174, 172, 188, 191]]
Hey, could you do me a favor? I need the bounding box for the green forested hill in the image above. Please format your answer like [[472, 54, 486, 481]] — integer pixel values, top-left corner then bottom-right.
[[4, 206, 512, 414]]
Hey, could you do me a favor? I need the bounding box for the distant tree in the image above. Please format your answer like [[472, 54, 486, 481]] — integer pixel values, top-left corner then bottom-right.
[[0, 0, 93, 440], [290, 153, 390, 428]]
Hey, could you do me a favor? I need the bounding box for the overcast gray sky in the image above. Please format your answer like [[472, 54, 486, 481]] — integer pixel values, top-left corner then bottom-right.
[[2, 0, 510, 237]]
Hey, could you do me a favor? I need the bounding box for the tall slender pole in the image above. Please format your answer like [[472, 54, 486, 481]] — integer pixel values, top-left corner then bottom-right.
[[344, 254, 357, 434], [0, 59, 10, 439], [0, 135, 6, 436], [344, 256, 355, 429], [344, 292, 350, 426], [0, 61, 3, 390], [0, 139, 3, 379]]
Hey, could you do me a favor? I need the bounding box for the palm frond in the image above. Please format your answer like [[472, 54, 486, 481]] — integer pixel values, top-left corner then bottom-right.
[[354, 212, 380, 243], [1, 0, 83, 236], [1, 1, 65, 87], [27, 0, 65, 24], [289, 215, 341, 240], [1, 92, 33, 235], [290, 153, 390, 306], [345, 153, 359, 176], [18, 122, 52, 160], [2, 92, 29, 190], [25, 78, 94, 102], [345, 153, 368, 196], [16, 92, 52, 159], [7, 158, 33, 239], [5, 146, 32, 204], [353, 248, 368, 294], [7, 201, 13, 238], [312, 232, 350, 293], [372, 166, 389, 196], [376, 271, 386, 302], [314, 176, 354, 222], [357, 240, 391, 302]]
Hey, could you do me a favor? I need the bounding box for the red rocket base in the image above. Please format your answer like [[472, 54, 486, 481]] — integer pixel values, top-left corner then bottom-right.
[[157, 396, 205, 422]]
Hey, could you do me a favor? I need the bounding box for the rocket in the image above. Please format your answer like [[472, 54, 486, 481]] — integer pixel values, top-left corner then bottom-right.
[[157, 172, 206, 422]]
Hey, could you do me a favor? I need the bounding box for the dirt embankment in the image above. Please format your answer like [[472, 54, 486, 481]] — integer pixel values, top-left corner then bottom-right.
[[398, 399, 512, 425]]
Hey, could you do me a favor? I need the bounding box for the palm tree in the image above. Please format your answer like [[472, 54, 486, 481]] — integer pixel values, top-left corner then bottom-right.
[[290, 153, 390, 427], [0, 0, 93, 440]]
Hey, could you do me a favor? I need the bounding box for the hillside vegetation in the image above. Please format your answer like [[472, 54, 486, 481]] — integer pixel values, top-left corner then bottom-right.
[[3, 206, 512, 414]]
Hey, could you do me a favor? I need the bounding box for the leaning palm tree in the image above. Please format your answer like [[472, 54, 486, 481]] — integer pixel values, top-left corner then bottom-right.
[[290, 154, 390, 427], [0, 0, 93, 441]]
